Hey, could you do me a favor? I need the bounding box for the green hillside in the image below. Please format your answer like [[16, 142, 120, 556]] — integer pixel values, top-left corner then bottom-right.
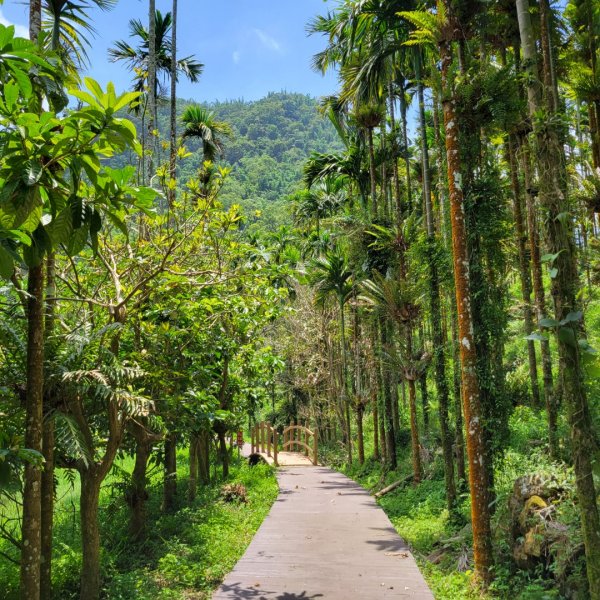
[[142, 92, 343, 228]]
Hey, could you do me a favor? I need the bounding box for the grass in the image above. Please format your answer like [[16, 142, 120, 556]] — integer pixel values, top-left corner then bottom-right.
[[0, 451, 278, 599]]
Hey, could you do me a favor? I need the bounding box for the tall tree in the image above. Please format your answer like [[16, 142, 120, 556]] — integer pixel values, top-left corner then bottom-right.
[[168, 0, 178, 208], [516, 0, 600, 594], [20, 8, 45, 600], [416, 50, 456, 512], [311, 252, 354, 464]]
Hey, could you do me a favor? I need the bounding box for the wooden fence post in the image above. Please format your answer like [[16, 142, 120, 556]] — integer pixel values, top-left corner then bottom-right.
[[304, 422, 309, 457], [267, 423, 271, 457], [251, 426, 254, 454], [274, 430, 278, 466], [313, 429, 318, 466]]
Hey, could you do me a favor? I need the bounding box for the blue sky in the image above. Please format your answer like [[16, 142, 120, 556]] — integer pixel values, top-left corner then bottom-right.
[[0, 0, 339, 102]]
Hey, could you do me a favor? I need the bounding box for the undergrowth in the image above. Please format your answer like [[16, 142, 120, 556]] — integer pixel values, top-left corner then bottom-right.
[[324, 406, 589, 600], [0, 453, 278, 599]]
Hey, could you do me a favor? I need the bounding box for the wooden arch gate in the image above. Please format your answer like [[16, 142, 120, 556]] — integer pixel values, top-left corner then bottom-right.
[[250, 421, 318, 466]]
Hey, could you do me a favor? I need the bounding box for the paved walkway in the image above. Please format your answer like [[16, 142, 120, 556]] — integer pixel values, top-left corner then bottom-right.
[[213, 464, 434, 599], [252, 449, 316, 467]]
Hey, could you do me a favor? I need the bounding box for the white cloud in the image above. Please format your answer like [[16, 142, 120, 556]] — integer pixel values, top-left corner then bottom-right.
[[0, 10, 29, 39], [232, 51, 241, 64], [253, 28, 282, 53]]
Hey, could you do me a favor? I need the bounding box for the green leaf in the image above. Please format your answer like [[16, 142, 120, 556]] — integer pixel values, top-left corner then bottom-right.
[[549, 267, 558, 279], [560, 311, 583, 326], [557, 326, 577, 348], [0, 244, 14, 278], [23, 160, 43, 186], [541, 251, 564, 264], [525, 332, 547, 342], [539, 318, 558, 328]]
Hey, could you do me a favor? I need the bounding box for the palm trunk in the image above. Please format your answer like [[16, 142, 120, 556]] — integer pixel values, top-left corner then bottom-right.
[[371, 325, 380, 460], [40, 419, 54, 600], [147, 0, 157, 182], [22, 14, 44, 600], [507, 136, 539, 405], [451, 300, 467, 486], [406, 328, 421, 483], [168, 0, 178, 209], [41, 254, 57, 600], [517, 1, 600, 593], [356, 405, 365, 465], [520, 141, 557, 453], [380, 319, 396, 469], [339, 301, 352, 464], [21, 263, 45, 600], [389, 84, 402, 226], [399, 80, 412, 212], [419, 73, 456, 508], [372, 388, 379, 460], [29, 0, 41, 41], [440, 31, 493, 584], [368, 127, 378, 220]]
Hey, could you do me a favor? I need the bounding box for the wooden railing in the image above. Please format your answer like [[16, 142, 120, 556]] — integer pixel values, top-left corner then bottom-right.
[[250, 421, 278, 466], [250, 421, 319, 466], [282, 423, 318, 466]]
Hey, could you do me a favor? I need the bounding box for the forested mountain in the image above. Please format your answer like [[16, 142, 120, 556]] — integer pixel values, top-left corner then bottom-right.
[[119, 93, 344, 228]]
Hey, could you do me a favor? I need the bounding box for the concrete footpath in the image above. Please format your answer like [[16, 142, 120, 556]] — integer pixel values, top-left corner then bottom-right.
[[213, 464, 434, 599]]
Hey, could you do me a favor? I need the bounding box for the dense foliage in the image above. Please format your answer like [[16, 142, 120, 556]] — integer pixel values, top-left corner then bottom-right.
[[1, 1, 600, 599]]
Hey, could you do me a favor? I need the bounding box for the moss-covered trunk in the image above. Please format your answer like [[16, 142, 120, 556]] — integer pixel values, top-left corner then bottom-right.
[[517, 0, 600, 594], [440, 29, 493, 584]]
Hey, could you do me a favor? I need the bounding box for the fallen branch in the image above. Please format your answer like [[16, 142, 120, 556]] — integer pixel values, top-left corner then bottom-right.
[[373, 474, 413, 499]]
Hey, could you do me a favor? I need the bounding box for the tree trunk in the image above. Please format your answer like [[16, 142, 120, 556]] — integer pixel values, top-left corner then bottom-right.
[[21, 263, 45, 600], [399, 80, 412, 212], [29, 0, 41, 41], [198, 430, 210, 485], [188, 435, 198, 502], [79, 470, 102, 600], [128, 432, 151, 540], [508, 136, 539, 405], [451, 302, 467, 486], [419, 67, 456, 509], [370, 324, 380, 460], [368, 127, 378, 220], [168, 0, 178, 209], [520, 141, 558, 453], [339, 301, 352, 465], [41, 254, 57, 600], [380, 320, 396, 469], [163, 432, 177, 511], [440, 32, 493, 584], [356, 405, 365, 465], [389, 84, 402, 226], [217, 430, 229, 479], [391, 373, 400, 438], [517, 1, 600, 594], [40, 419, 54, 600], [147, 0, 157, 182]]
